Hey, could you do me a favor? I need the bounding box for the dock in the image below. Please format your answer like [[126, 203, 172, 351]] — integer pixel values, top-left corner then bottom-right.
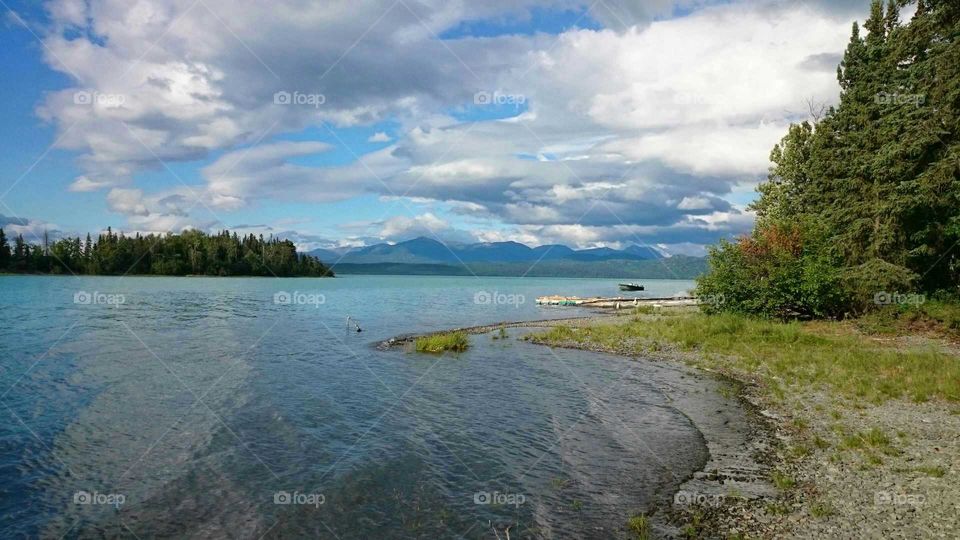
[[536, 295, 698, 309]]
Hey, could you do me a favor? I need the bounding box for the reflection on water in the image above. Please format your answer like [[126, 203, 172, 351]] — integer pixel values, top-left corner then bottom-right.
[[0, 275, 705, 538]]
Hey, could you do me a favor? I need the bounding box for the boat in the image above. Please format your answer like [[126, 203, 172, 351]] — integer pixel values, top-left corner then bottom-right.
[[618, 283, 644, 291]]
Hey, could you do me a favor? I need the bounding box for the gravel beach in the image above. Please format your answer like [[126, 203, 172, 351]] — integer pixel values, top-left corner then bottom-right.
[[522, 315, 960, 539]]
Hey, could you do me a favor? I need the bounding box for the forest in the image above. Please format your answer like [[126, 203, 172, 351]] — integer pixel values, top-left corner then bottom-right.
[[697, 0, 959, 318], [0, 227, 333, 277]]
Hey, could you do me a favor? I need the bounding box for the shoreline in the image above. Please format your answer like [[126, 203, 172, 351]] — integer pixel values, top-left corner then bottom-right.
[[0, 272, 335, 278], [540, 335, 783, 537], [515, 313, 960, 538], [382, 312, 780, 537], [375, 313, 619, 350]]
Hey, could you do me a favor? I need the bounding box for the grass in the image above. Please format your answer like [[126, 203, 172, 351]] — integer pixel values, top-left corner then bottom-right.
[[840, 428, 899, 455], [856, 300, 960, 337], [415, 331, 469, 353], [626, 514, 650, 540], [838, 427, 901, 466], [771, 471, 796, 490], [680, 510, 705, 539], [917, 465, 947, 477], [532, 312, 960, 403], [809, 500, 835, 518], [766, 501, 791, 515]]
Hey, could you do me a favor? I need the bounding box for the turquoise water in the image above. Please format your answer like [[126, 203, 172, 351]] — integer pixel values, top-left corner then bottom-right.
[[0, 275, 705, 538]]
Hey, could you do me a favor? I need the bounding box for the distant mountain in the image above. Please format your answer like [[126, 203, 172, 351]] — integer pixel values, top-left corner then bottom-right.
[[309, 236, 665, 266], [306, 237, 705, 278], [330, 256, 708, 279], [308, 248, 343, 263]]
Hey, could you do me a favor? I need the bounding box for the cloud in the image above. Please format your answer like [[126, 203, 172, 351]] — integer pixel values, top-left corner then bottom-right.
[[69, 175, 115, 192], [606, 122, 790, 177], [0, 214, 62, 242], [106, 188, 150, 216], [31, 0, 864, 250], [799, 52, 845, 72], [202, 141, 343, 208], [379, 213, 455, 241]]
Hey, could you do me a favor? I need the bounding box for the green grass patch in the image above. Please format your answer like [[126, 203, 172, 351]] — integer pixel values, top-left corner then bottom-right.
[[771, 471, 796, 490], [766, 501, 791, 515], [531, 312, 960, 403], [856, 300, 960, 337], [813, 435, 830, 449], [916, 465, 947, 478], [415, 331, 469, 353], [840, 428, 900, 458], [809, 500, 835, 518], [680, 510, 705, 539], [626, 514, 650, 539]]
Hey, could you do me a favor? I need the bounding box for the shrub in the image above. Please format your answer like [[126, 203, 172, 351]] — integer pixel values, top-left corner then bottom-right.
[[696, 220, 850, 318], [842, 258, 918, 314]]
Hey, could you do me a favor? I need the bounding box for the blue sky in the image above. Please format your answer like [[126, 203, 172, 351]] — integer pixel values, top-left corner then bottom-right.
[[0, 0, 869, 254]]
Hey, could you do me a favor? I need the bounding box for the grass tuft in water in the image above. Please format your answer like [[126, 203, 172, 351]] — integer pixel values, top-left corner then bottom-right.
[[415, 331, 469, 353], [626, 514, 650, 539]]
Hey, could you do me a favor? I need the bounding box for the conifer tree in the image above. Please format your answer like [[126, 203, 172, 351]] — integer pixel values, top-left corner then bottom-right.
[[699, 0, 959, 316], [0, 228, 9, 269]]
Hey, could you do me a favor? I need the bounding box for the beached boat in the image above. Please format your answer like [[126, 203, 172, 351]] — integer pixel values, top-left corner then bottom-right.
[[618, 283, 644, 291]]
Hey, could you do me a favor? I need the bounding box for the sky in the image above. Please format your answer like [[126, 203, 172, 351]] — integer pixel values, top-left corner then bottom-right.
[[0, 0, 875, 256]]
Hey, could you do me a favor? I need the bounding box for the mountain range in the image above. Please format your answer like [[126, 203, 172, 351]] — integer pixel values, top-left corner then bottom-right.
[[309, 237, 664, 265], [308, 237, 708, 279]]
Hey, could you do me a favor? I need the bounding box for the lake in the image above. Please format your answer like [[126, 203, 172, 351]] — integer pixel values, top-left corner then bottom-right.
[[0, 275, 711, 538]]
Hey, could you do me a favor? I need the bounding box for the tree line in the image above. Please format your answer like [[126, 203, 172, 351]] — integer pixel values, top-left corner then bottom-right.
[[697, 0, 958, 317], [0, 227, 334, 277]]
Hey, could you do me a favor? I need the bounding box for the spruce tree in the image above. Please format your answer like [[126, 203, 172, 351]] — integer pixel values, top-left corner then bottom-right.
[[0, 228, 9, 269], [700, 0, 960, 316]]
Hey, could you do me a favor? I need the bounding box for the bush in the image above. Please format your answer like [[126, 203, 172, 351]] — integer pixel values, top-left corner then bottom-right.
[[696, 220, 850, 318], [841, 258, 919, 314]]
